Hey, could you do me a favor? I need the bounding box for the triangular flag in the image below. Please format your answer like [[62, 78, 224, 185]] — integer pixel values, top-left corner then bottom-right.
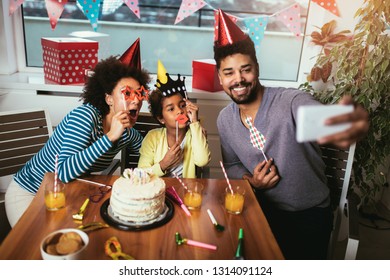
[[77, 0, 102, 31], [9, 0, 24, 16], [311, 0, 340, 17], [123, 0, 141, 19], [213, 10, 238, 43], [119, 38, 141, 69], [243, 16, 268, 49], [157, 60, 168, 85], [174, 0, 207, 25], [276, 3, 301, 37], [45, 0, 68, 30], [245, 116, 268, 161]]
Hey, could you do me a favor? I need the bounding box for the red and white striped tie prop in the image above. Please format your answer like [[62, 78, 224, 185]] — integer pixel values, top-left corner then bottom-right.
[[244, 116, 268, 161]]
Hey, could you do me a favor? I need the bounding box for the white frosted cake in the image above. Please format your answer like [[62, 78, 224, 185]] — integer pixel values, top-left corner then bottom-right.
[[110, 168, 166, 223]]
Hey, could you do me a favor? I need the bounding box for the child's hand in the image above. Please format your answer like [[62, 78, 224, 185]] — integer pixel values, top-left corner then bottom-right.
[[185, 99, 199, 123], [159, 142, 183, 172]]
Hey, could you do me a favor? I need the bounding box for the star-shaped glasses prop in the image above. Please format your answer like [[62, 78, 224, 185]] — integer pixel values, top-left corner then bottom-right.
[[120, 85, 149, 102]]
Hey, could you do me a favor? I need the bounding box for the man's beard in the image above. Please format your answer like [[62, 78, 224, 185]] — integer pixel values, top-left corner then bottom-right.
[[228, 80, 260, 105]]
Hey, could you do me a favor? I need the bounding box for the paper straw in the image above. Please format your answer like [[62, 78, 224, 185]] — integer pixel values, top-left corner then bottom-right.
[[219, 161, 233, 194], [54, 154, 59, 191], [176, 120, 178, 142], [185, 239, 217, 251], [172, 172, 188, 190], [122, 92, 130, 134]]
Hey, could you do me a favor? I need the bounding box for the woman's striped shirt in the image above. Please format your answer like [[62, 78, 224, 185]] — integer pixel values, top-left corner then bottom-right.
[[14, 103, 143, 194]]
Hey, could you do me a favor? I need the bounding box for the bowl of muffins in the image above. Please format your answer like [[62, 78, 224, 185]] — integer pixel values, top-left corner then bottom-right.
[[40, 228, 89, 260]]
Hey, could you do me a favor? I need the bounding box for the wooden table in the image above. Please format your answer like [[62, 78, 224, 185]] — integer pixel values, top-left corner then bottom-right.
[[0, 173, 283, 260]]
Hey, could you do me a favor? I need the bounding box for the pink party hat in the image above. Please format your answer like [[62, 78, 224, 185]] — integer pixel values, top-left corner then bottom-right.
[[119, 38, 141, 69], [215, 9, 248, 47]]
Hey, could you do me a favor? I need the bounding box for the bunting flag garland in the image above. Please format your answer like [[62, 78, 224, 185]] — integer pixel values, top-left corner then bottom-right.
[[123, 0, 141, 19], [311, 0, 340, 17], [77, 0, 102, 31], [243, 16, 268, 49], [9, 0, 310, 44], [45, 0, 68, 30], [213, 10, 238, 43], [245, 116, 268, 161], [175, 0, 207, 25], [9, 0, 24, 16], [275, 3, 301, 37]]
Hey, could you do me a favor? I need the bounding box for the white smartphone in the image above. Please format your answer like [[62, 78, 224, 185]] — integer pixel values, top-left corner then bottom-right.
[[296, 104, 354, 142]]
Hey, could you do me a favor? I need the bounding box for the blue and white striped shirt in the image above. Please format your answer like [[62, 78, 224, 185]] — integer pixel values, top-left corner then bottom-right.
[[14, 103, 143, 194]]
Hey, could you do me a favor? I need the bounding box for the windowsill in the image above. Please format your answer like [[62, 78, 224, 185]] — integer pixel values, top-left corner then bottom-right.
[[0, 71, 302, 99]]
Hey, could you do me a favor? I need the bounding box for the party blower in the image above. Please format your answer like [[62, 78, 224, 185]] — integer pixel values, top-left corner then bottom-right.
[[166, 186, 191, 217], [175, 232, 217, 251], [234, 228, 245, 260]]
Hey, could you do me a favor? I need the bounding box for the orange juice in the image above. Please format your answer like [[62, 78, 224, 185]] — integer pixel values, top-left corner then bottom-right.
[[45, 191, 66, 210], [184, 192, 202, 209], [225, 192, 245, 214]]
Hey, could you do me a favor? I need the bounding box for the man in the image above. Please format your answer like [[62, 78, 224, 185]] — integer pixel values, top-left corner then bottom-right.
[[214, 10, 369, 259]]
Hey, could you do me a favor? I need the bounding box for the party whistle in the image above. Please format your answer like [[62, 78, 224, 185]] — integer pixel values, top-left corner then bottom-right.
[[175, 232, 217, 251], [166, 186, 191, 217]]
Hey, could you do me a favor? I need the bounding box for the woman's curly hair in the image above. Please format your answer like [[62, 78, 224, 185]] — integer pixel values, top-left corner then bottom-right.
[[80, 56, 151, 116], [213, 37, 259, 70]]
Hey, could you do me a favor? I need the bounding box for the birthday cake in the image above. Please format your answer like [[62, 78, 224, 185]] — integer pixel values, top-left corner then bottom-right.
[[110, 168, 166, 223]]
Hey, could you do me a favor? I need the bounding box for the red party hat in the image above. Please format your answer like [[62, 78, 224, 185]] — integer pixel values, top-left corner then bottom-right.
[[215, 9, 248, 47], [119, 38, 141, 69]]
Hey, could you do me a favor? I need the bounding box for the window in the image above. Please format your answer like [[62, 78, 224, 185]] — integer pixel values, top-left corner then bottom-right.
[[22, 0, 309, 81]]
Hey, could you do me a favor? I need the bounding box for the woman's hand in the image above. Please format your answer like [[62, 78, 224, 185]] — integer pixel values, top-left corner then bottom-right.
[[318, 95, 369, 149], [185, 99, 199, 123], [106, 110, 130, 142], [243, 159, 280, 190], [159, 142, 183, 172]]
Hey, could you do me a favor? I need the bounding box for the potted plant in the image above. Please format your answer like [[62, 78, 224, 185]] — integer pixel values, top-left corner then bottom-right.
[[300, 0, 390, 209]]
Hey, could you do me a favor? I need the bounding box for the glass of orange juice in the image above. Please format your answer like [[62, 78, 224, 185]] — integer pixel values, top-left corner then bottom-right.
[[183, 182, 204, 210], [225, 186, 245, 215], [44, 181, 66, 211]]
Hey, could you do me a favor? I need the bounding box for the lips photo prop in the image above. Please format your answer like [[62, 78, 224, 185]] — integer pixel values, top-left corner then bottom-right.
[[176, 114, 189, 125]]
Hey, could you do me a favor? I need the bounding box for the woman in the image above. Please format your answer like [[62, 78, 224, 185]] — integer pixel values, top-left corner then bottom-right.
[[5, 56, 151, 227]]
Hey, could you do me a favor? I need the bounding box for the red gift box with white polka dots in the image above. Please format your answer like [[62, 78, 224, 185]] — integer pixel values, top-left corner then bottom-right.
[[41, 37, 99, 85]]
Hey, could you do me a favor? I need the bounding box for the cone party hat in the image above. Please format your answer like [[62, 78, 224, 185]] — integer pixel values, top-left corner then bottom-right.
[[215, 9, 248, 47], [157, 59, 168, 86], [119, 38, 141, 69]]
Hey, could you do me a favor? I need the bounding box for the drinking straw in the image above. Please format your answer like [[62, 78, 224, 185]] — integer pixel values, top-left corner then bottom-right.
[[176, 120, 178, 142], [54, 154, 59, 191], [219, 161, 233, 194], [122, 91, 130, 134], [172, 172, 188, 190]]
